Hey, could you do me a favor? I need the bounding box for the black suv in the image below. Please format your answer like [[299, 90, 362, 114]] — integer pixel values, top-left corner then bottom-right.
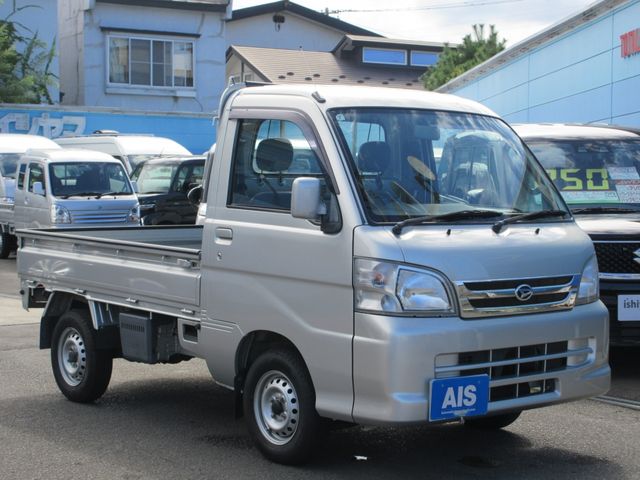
[[132, 156, 205, 225], [515, 123, 640, 346]]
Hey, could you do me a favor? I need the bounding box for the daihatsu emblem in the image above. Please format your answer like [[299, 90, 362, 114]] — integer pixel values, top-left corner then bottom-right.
[[514, 284, 534, 302], [634, 248, 640, 265]]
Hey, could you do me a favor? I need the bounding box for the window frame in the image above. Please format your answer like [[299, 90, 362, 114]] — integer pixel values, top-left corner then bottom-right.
[[362, 47, 408, 66], [106, 33, 196, 90], [226, 109, 340, 214]]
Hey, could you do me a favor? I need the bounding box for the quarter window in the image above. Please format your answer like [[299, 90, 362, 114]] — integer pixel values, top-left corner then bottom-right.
[[362, 47, 407, 65], [108, 35, 194, 88], [411, 51, 439, 67]]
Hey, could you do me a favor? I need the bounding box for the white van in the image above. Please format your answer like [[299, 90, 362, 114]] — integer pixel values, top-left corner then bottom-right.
[[55, 132, 191, 173], [0, 134, 61, 257]]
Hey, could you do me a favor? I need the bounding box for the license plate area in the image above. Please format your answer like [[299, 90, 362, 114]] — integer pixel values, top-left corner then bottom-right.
[[618, 295, 640, 321], [429, 374, 489, 421]]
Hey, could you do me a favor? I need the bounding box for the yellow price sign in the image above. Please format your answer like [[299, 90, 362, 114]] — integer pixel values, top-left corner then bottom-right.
[[546, 168, 609, 191]]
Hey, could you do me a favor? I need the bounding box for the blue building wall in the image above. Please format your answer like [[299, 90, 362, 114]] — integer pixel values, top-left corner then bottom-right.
[[0, 105, 215, 154], [448, 0, 640, 127]]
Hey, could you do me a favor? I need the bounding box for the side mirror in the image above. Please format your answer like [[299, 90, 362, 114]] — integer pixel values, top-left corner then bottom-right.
[[130, 180, 139, 193], [32, 181, 45, 196], [291, 177, 326, 220], [187, 184, 203, 206]]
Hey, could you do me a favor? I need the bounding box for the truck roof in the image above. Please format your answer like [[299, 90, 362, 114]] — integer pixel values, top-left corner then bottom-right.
[[23, 148, 125, 164], [56, 135, 192, 156], [513, 123, 640, 141], [234, 84, 498, 117], [0, 134, 60, 153]]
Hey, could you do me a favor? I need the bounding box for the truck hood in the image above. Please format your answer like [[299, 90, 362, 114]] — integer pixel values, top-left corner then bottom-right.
[[354, 221, 594, 282], [575, 213, 640, 238]]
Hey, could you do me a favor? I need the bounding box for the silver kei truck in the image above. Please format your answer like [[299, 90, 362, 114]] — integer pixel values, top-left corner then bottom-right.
[[17, 84, 610, 465], [1, 148, 140, 258]]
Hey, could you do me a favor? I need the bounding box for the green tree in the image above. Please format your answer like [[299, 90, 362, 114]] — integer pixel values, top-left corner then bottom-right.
[[0, 3, 57, 104], [423, 24, 506, 91]]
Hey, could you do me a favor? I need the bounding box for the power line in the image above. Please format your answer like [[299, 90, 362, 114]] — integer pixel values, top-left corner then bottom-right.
[[324, 0, 526, 15]]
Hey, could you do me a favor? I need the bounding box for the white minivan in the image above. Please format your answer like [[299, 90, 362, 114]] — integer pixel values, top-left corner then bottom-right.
[[55, 132, 191, 173], [12, 149, 140, 231]]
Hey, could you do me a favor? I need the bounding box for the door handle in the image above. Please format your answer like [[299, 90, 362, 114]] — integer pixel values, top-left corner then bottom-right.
[[215, 227, 233, 240]]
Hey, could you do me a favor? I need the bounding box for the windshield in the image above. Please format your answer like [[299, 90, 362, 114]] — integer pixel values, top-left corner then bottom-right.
[[49, 162, 133, 197], [329, 108, 566, 223], [0, 153, 21, 178], [131, 162, 178, 194], [526, 139, 640, 211]]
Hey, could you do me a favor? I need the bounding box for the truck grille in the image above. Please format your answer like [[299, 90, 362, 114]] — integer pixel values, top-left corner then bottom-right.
[[456, 275, 580, 318], [70, 209, 130, 224], [593, 241, 640, 277], [435, 338, 593, 402]]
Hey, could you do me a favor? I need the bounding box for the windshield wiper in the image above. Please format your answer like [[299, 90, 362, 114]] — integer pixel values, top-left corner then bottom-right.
[[392, 209, 504, 235], [571, 206, 640, 214], [59, 192, 103, 199], [491, 209, 569, 234], [94, 191, 130, 198]]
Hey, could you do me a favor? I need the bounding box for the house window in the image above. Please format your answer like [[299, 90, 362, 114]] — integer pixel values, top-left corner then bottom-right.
[[362, 47, 407, 66], [411, 51, 439, 67], [108, 35, 194, 88]]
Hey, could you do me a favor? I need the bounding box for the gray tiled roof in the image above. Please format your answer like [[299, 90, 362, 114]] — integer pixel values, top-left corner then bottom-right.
[[230, 46, 427, 90]]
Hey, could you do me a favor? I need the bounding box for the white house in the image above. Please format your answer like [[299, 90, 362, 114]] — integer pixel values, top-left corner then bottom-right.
[[58, 0, 231, 113]]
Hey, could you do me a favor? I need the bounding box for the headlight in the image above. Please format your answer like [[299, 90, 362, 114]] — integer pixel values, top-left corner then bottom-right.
[[354, 259, 454, 315], [576, 255, 599, 305], [50, 204, 71, 224], [128, 204, 141, 224]]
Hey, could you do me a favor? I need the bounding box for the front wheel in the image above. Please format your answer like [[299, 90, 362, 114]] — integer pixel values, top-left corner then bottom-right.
[[243, 349, 322, 465], [51, 310, 113, 403], [464, 411, 521, 429]]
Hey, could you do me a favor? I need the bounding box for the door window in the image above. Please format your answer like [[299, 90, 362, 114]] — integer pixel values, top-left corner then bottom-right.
[[228, 119, 324, 211], [28, 163, 45, 194]]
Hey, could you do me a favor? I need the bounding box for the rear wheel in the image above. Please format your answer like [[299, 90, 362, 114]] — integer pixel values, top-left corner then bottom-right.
[[0, 232, 13, 259], [243, 349, 322, 465], [51, 310, 113, 403], [464, 411, 521, 429]]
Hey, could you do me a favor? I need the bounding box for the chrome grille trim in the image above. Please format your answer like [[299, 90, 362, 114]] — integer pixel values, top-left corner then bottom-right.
[[456, 274, 580, 318]]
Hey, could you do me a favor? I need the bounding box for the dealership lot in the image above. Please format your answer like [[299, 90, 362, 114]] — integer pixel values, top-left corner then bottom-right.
[[1, 258, 639, 478]]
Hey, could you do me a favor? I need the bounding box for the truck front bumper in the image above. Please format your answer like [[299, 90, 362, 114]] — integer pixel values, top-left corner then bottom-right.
[[352, 301, 610, 425]]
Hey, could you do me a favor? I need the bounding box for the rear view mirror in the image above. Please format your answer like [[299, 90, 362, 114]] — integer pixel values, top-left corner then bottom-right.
[[187, 184, 203, 206], [291, 177, 326, 220], [414, 125, 440, 141], [32, 181, 45, 196]]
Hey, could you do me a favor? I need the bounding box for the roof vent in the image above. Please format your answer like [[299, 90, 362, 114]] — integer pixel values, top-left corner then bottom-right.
[[313, 73, 320, 78], [278, 75, 286, 79], [286, 71, 294, 76], [305, 77, 312, 81], [339, 75, 346, 79]]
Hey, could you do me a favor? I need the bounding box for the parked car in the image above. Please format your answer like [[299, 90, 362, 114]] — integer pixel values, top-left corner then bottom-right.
[[17, 84, 609, 465], [0, 148, 140, 258], [0, 134, 61, 257], [131, 156, 205, 225], [55, 131, 191, 173], [515, 123, 640, 346]]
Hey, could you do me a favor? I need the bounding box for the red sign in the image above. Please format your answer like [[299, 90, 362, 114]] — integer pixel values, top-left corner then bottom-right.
[[620, 28, 640, 58]]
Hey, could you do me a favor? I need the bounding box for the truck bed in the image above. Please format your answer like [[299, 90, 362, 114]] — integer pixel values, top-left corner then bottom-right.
[[17, 225, 202, 319]]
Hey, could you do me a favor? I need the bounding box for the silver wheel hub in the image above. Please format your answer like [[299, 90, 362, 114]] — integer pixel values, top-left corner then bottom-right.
[[254, 370, 300, 445], [57, 327, 86, 386]]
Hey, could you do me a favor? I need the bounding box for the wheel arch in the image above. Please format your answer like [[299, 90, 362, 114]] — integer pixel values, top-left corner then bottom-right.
[[40, 292, 91, 349]]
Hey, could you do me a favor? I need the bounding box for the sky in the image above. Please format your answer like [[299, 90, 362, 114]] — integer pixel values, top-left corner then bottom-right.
[[231, 0, 600, 47]]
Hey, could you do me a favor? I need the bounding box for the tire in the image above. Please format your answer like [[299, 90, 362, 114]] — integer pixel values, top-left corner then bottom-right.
[[243, 349, 322, 465], [51, 310, 113, 403], [464, 411, 521, 430], [0, 232, 12, 259]]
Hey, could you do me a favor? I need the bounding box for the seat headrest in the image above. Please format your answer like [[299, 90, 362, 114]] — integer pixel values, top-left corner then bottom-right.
[[358, 141, 391, 173], [256, 138, 293, 172]]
